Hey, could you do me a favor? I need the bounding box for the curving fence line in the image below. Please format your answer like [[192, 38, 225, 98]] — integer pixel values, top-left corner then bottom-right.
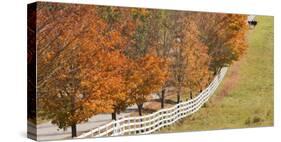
[[77, 67, 228, 138]]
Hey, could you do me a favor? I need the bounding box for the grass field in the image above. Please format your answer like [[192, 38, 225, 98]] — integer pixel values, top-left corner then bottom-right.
[[159, 16, 274, 133]]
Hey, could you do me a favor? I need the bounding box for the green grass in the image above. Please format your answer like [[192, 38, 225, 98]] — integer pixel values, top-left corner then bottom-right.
[[160, 16, 274, 133]]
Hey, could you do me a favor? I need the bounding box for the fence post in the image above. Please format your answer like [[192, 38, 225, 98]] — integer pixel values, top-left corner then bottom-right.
[[98, 127, 101, 136], [128, 119, 130, 135], [134, 118, 136, 134]]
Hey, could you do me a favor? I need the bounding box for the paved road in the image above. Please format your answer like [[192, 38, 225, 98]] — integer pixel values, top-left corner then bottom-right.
[[30, 93, 160, 141], [32, 111, 130, 140]]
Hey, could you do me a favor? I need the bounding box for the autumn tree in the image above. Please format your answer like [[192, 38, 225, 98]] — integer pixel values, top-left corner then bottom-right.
[[185, 35, 211, 99], [196, 13, 248, 74], [170, 12, 190, 104], [96, 6, 139, 120], [36, 3, 130, 137], [109, 9, 167, 115], [35, 3, 248, 138], [148, 10, 175, 108], [123, 8, 154, 58], [168, 12, 212, 103], [127, 55, 168, 116]]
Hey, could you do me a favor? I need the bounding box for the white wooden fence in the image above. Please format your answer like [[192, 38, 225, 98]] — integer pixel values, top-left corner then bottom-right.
[[77, 67, 228, 138]]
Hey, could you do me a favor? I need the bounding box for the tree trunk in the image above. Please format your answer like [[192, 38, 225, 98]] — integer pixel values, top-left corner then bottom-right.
[[137, 104, 143, 116], [214, 68, 218, 75], [177, 90, 181, 104], [137, 104, 144, 129], [218, 67, 222, 72], [71, 124, 77, 138], [112, 110, 117, 120], [214, 67, 222, 76], [190, 91, 193, 99], [70, 93, 77, 138], [218, 67, 222, 78], [161, 89, 165, 109]]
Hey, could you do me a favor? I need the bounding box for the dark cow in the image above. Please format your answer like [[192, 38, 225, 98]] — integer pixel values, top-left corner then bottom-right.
[[248, 20, 258, 28]]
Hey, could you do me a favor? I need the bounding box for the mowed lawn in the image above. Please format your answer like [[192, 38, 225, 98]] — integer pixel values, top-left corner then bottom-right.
[[160, 16, 274, 133]]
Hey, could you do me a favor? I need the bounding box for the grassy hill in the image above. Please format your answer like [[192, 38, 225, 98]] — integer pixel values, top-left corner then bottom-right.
[[160, 16, 274, 133]]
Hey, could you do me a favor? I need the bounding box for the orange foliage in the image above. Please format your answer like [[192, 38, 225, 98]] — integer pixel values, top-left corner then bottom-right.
[[35, 3, 248, 136], [195, 13, 248, 73], [127, 55, 168, 115], [37, 3, 129, 132]]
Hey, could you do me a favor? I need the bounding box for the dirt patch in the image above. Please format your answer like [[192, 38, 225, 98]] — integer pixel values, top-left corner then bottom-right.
[[213, 61, 242, 103], [144, 89, 178, 111]]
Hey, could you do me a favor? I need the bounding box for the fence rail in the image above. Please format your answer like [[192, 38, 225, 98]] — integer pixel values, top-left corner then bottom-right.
[[77, 67, 228, 138]]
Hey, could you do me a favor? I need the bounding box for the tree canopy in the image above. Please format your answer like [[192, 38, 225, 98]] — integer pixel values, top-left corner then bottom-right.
[[33, 3, 248, 138]]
